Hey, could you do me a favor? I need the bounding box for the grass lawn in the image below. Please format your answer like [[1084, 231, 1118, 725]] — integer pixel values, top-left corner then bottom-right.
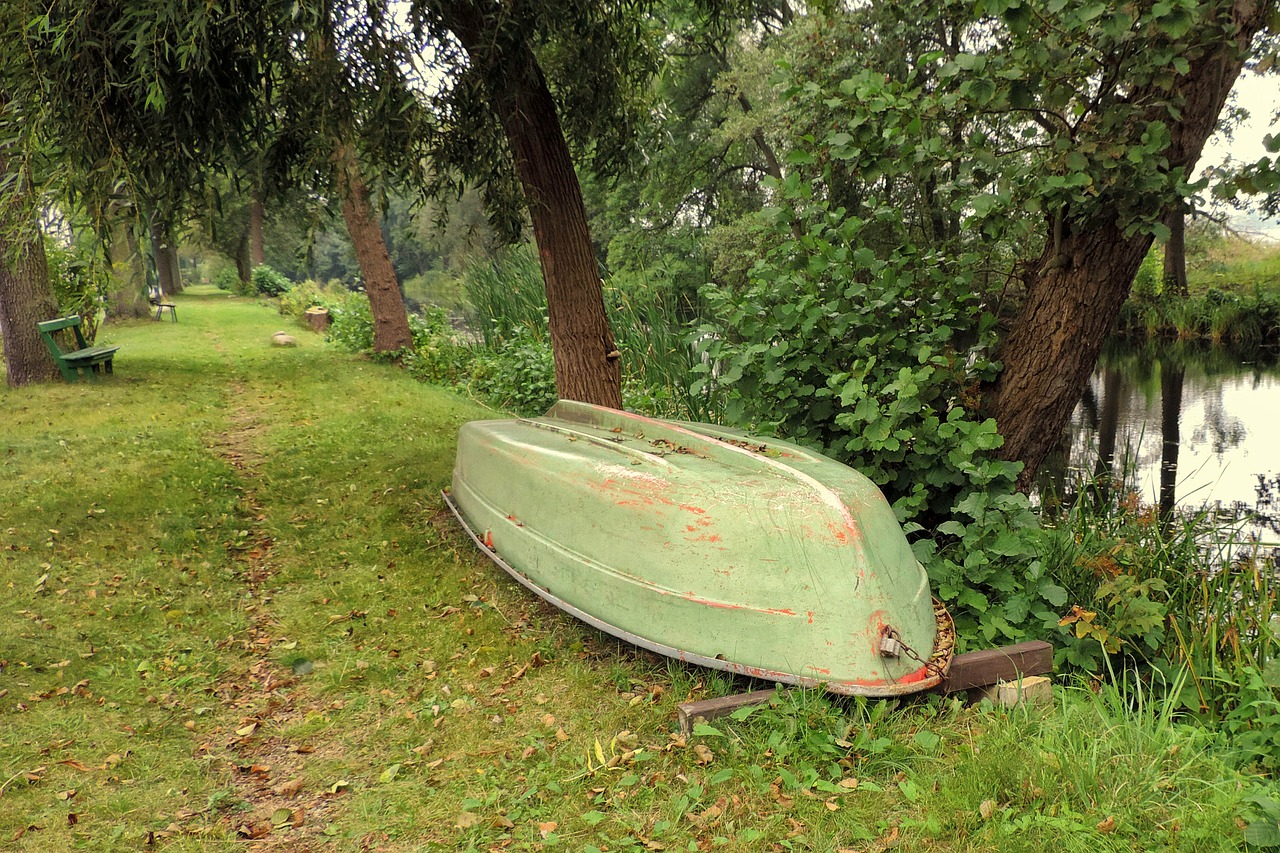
[[0, 287, 1268, 851]]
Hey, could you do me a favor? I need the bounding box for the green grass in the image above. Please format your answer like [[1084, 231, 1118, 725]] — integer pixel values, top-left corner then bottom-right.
[[0, 286, 1272, 850]]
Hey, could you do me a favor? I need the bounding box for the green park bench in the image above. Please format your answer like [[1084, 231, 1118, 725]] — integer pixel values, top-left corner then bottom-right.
[[36, 316, 120, 383]]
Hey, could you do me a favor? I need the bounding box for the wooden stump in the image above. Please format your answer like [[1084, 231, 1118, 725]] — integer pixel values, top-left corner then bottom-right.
[[305, 307, 331, 333]]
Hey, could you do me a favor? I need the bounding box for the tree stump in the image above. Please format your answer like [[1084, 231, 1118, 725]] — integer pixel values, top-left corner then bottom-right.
[[305, 307, 331, 333]]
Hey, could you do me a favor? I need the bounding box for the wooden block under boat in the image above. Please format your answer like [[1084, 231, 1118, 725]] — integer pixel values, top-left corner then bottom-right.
[[676, 640, 1054, 734]]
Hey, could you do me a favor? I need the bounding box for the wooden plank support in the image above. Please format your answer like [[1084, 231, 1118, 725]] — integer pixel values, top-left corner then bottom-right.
[[677, 689, 777, 735], [934, 640, 1054, 694], [675, 641, 1054, 734]]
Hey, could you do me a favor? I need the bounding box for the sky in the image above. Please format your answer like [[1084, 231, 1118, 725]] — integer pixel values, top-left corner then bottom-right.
[[1200, 69, 1280, 239]]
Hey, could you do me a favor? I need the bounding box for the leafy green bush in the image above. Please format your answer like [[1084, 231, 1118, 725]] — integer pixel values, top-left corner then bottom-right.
[[251, 264, 293, 297], [326, 291, 376, 352], [468, 328, 557, 416], [44, 235, 110, 340], [278, 280, 330, 319], [213, 267, 241, 292]]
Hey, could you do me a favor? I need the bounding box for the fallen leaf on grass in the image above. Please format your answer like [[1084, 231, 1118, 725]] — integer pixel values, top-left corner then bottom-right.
[[692, 744, 714, 765], [379, 763, 401, 783], [1096, 816, 1116, 834], [492, 814, 515, 829], [235, 722, 257, 737], [275, 779, 304, 797], [54, 789, 76, 801], [837, 777, 859, 791], [272, 808, 292, 827], [979, 799, 996, 820], [58, 759, 92, 772], [538, 821, 558, 839], [237, 820, 273, 839], [454, 812, 480, 829], [327, 779, 350, 795], [540, 713, 556, 727], [555, 727, 570, 742]]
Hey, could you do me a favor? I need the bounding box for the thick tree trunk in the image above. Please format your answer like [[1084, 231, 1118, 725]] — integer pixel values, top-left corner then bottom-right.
[[1163, 205, 1188, 298], [446, 6, 623, 408], [249, 197, 266, 268], [150, 220, 177, 296], [0, 156, 61, 386], [106, 217, 152, 320], [335, 142, 414, 353], [984, 0, 1266, 489], [164, 245, 183, 293], [234, 226, 252, 284]]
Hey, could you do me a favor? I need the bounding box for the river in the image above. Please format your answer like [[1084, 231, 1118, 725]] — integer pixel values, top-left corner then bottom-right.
[[1040, 340, 1280, 552]]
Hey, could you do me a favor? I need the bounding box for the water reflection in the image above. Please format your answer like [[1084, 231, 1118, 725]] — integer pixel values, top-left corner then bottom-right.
[[1039, 340, 1280, 544]]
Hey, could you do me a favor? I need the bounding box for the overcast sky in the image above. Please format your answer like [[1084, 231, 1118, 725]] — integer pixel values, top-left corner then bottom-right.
[[1201, 70, 1279, 238]]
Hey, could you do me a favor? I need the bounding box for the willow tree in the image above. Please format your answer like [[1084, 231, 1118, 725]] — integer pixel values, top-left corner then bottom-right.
[[5, 1, 424, 353], [406, 0, 676, 408]]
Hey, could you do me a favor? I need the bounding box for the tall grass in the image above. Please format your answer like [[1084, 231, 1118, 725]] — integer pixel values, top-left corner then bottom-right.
[[458, 243, 718, 421], [1037, 486, 1280, 770]]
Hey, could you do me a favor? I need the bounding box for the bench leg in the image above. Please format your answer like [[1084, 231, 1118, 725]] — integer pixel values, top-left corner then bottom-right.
[[105, 358, 113, 375]]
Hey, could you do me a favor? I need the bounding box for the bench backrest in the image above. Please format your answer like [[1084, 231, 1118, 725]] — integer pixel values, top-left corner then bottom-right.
[[37, 315, 89, 354]]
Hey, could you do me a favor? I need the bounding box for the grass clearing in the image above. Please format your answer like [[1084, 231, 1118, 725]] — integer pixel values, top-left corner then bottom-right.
[[0, 287, 1271, 850]]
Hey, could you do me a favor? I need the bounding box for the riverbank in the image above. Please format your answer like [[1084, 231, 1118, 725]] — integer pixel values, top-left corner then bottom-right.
[[1117, 233, 1280, 347]]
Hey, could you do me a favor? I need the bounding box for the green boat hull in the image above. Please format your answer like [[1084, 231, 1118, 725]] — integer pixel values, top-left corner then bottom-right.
[[449, 401, 951, 696]]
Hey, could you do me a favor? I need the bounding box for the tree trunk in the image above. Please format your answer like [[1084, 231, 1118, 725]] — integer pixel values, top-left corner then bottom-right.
[[335, 142, 414, 353], [983, 0, 1266, 489], [164, 245, 183, 293], [150, 220, 177, 296], [249, 197, 266, 268], [1163, 204, 1188, 298], [106, 216, 152, 320], [0, 154, 61, 386], [446, 5, 623, 408], [234, 226, 252, 284]]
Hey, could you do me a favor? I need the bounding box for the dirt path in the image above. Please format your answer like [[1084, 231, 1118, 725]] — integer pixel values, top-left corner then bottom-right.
[[204, 387, 345, 851]]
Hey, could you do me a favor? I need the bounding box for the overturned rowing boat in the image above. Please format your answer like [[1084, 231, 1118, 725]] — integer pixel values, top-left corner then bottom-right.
[[445, 401, 952, 696]]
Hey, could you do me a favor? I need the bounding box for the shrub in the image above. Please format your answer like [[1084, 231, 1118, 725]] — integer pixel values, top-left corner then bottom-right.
[[326, 291, 375, 353], [278, 280, 330, 319], [45, 235, 110, 341], [251, 264, 293, 297], [213, 267, 241, 292], [468, 328, 558, 416]]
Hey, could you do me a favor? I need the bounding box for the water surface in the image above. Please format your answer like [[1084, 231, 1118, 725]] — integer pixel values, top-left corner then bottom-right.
[[1041, 341, 1280, 547]]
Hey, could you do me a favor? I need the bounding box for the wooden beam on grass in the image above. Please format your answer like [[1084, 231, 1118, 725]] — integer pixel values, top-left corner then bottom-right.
[[675, 641, 1055, 733]]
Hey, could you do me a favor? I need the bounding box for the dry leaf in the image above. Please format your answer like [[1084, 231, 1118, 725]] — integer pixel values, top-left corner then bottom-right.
[[492, 814, 515, 829], [539, 821, 558, 839], [692, 744, 714, 765], [1096, 816, 1116, 834], [275, 779, 304, 797], [235, 722, 257, 737], [540, 713, 556, 727], [979, 799, 996, 820], [454, 812, 480, 829], [54, 789, 76, 801], [554, 727, 570, 742], [58, 760, 92, 772], [838, 777, 859, 790]]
